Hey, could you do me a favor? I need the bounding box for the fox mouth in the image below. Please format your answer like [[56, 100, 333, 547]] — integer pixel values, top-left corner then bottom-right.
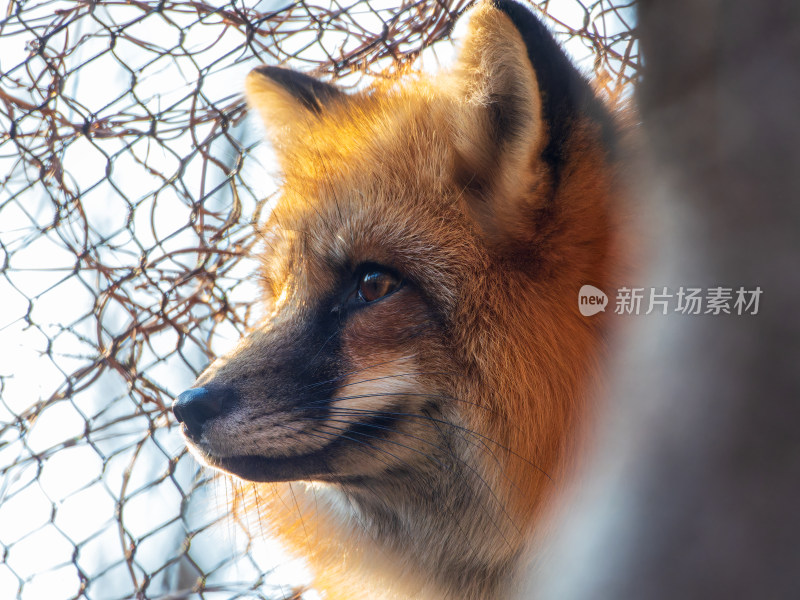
[[180, 430, 335, 482], [182, 409, 403, 483], [203, 451, 333, 482]]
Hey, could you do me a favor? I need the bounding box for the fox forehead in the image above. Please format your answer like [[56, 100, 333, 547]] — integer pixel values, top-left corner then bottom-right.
[[275, 78, 448, 177], [259, 97, 483, 313]]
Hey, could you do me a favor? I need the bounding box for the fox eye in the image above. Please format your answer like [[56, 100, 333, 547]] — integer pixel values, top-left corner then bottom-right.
[[357, 270, 401, 303]]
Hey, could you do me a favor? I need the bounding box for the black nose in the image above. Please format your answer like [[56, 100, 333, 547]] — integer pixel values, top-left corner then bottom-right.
[[172, 386, 226, 438]]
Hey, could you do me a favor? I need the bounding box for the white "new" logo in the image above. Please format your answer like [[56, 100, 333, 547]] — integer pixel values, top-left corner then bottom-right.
[[578, 285, 608, 316]]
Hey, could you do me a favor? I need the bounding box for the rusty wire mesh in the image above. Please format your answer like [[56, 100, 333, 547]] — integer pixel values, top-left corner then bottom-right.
[[0, 1, 639, 598]]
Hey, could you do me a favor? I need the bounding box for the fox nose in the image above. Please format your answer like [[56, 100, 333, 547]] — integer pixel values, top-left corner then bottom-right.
[[173, 386, 227, 437]]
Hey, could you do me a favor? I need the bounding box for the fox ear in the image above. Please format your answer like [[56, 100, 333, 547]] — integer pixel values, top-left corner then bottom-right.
[[245, 66, 344, 144], [449, 1, 584, 245]]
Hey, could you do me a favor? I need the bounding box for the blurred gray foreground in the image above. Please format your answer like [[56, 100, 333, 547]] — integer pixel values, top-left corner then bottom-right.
[[528, 1, 800, 598]]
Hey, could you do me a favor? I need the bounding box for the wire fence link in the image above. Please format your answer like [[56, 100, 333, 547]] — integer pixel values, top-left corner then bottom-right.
[[0, 1, 639, 598]]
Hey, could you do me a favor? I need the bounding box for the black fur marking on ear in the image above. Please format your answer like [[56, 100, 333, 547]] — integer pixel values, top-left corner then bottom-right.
[[252, 66, 343, 114], [490, 0, 617, 169]]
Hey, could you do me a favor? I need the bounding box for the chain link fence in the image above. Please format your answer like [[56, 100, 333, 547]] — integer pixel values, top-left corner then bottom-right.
[[0, 1, 639, 598]]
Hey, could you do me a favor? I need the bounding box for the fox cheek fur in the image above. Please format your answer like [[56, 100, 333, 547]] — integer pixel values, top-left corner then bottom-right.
[[172, 1, 625, 598]]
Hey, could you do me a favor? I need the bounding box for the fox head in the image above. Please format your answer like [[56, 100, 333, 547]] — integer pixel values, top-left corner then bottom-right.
[[174, 1, 623, 597]]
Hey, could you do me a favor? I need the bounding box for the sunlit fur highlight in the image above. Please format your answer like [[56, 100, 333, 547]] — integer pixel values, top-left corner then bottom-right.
[[183, 2, 627, 598]]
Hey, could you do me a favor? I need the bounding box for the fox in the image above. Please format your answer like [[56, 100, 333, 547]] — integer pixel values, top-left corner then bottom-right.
[[173, 1, 625, 598]]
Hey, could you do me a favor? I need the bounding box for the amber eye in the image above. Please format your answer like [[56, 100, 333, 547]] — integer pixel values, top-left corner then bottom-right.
[[357, 270, 401, 303]]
